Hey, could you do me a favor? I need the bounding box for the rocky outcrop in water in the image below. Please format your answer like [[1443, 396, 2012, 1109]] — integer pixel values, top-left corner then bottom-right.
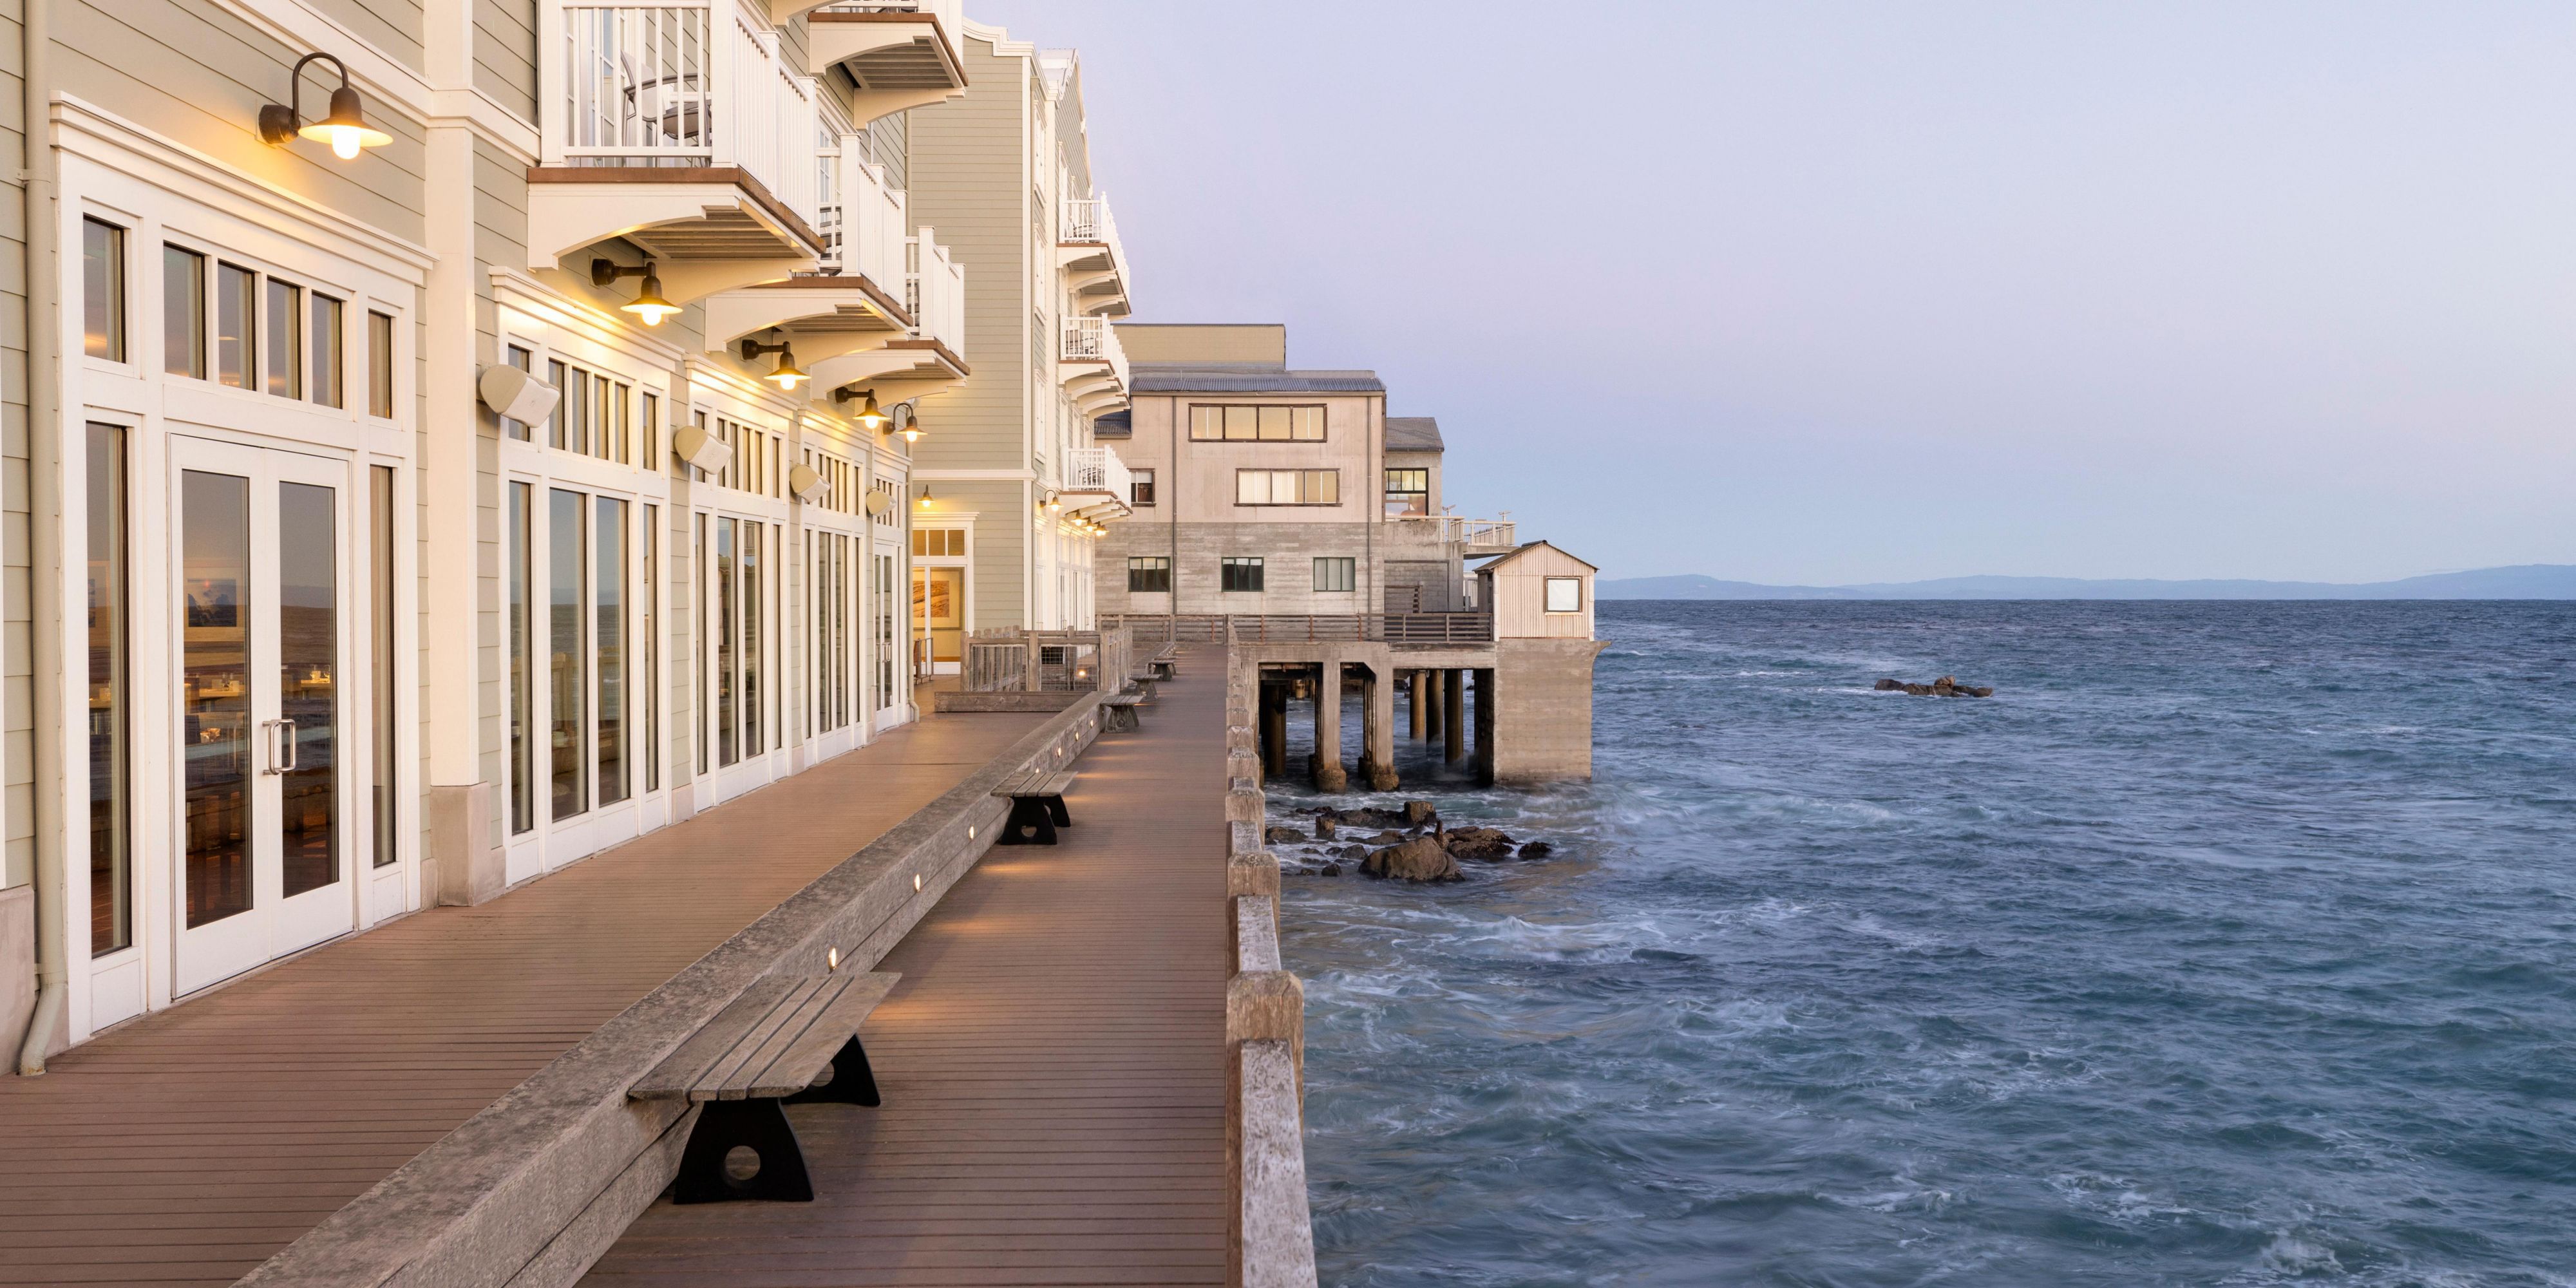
[[1442, 827, 1518, 862], [1362, 835, 1463, 883], [1877, 675, 1994, 697]]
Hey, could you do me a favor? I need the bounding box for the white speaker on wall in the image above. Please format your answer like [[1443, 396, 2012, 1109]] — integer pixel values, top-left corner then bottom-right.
[[864, 490, 893, 516], [477, 365, 561, 426], [788, 462, 828, 504], [671, 422, 735, 474]]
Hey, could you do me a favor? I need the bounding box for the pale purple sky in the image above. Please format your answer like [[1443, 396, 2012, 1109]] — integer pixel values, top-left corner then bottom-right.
[[974, 1, 2576, 583]]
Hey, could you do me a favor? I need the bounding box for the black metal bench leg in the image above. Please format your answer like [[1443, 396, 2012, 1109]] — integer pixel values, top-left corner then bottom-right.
[[784, 1037, 880, 1108], [1045, 794, 1072, 828], [673, 1099, 813, 1204], [998, 797, 1057, 846]]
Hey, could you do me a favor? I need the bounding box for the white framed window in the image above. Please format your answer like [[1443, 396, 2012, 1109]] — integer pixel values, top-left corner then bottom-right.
[[1545, 576, 1584, 614], [1235, 469, 1339, 506]]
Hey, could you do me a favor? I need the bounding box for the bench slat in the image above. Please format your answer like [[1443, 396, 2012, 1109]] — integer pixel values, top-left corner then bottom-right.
[[631, 976, 802, 1100], [733, 972, 901, 1099], [705, 977, 835, 1100], [1039, 772, 1077, 798]]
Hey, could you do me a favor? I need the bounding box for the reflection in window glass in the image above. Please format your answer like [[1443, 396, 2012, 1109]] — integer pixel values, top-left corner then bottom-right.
[[369, 311, 395, 417], [182, 470, 252, 926], [715, 517, 736, 766], [743, 522, 764, 755], [550, 489, 587, 820], [508, 482, 534, 833], [372, 466, 397, 867], [277, 481, 338, 898], [87, 425, 130, 954], [642, 504, 658, 793], [264, 277, 301, 398], [596, 496, 628, 807], [82, 218, 124, 361], [165, 247, 206, 379], [216, 263, 255, 388], [310, 293, 343, 408]]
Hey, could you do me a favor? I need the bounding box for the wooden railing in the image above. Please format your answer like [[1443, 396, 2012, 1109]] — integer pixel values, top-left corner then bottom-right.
[[1106, 613, 1494, 647], [962, 625, 1135, 693]]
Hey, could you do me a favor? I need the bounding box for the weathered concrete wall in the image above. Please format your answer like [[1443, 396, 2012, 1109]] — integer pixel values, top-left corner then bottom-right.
[[1488, 638, 1605, 784]]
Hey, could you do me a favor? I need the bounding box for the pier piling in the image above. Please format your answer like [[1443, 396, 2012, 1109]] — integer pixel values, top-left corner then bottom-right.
[[1311, 661, 1348, 792], [1443, 668, 1466, 764]]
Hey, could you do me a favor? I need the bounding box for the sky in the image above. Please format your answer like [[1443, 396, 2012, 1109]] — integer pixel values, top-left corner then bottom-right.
[[971, 1, 2576, 584]]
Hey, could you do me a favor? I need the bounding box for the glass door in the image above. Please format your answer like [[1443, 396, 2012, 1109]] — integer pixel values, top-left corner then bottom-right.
[[173, 437, 354, 994], [914, 566, 963, 672]]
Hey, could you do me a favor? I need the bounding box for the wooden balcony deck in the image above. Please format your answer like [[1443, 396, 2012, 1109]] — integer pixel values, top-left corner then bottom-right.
[[582, 651, 1229, 1287], [0, 712, 1047, 1287]]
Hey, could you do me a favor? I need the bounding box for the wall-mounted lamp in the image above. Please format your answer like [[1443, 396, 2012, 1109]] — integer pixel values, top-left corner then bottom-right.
[[918, 486, 934, 510], [259, 52, 393, 160], [591, 259, 677, 325], [832, 386, 890, 431], [1045, 491, 1062, 514], [739, 334, 806, 390], [896, 404, 925, 444]]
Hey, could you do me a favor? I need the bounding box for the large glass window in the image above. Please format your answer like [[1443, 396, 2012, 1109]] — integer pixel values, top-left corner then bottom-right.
[[164, 247, 206, 379], [1385, 468, 1430, 517], [743, 522, 764, 754], [715, 517, 737, 766], [596, 496, 629, 807], [86, 426, 129, 954], [1235, 469, 1339, 506], [371, 466, 397, 867], [549, 489, 587, 820], [1127, 556, 1170, 593], [216, 262, 255, 388], [1221, 556, 1265, 593], [1189, 404, 1324, 441], [642, 504, 659, 793], [276, 482, 338, 898], [82, 218, 124, 361], [509, 482, 533, 833], [182, 471, 251, 927], [1314, 557, 1356, 593]]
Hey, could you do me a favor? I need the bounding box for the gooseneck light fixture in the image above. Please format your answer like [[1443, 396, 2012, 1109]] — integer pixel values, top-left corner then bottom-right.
[[833, 386, 891, 431], [895, 404, 925, 444], [259, 52, 393, 160], [918, 486, 935, 510], [739, 334, 807, 390], [591, 259, 678, 325]]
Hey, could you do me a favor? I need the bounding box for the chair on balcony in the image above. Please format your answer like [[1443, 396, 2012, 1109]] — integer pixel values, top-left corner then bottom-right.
[[620, 54, 705, 147]]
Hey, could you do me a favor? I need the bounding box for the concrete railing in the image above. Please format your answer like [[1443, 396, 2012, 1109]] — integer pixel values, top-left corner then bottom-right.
[[1106, 612, 1495, 647], [1223, 658, 1321, 1288], [237, 699, 1112, 1288]]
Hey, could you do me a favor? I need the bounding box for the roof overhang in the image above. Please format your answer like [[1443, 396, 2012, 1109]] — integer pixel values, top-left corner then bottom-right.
[[808, 337, 972, 407]]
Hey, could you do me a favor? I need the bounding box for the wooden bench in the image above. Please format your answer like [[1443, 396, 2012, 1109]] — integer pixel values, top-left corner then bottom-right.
[[1124, 668, 1159, 699], [1101, 692, 1146, 732], [992, 767, 1078, 845], [630, 971, 900, 1204], [1150, 644, 1179, 680]]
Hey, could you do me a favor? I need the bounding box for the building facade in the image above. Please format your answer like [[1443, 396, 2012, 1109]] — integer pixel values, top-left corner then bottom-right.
[[1097, 323, 1515, 620], [0, 0, 1140, 1068], [902, 30, 1135, 670]]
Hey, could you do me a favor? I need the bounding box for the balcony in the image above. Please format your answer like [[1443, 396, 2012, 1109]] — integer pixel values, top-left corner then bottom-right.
[[800, 1, 967, 119], [807, 228, 968, 409], [1390, 514, 1519, 552], [1059, 314, 1131, 417], [1059, 446, 1135, 520], [1057, 195, 1133, 318], [700, 146, 913, 359], [531, 3, 828, 299]]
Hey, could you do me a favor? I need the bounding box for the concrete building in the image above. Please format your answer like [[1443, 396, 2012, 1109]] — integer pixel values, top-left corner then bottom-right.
[[0, 0, 1150, 1068], [1100, 323, 1515, 620], [902, 29, 1136, 670]]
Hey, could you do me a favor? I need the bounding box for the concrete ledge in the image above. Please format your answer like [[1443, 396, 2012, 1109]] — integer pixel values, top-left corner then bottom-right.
[[1231, 1041, 1318, 1288], [936, 689, 1090, 714], [240, 696, 1106, 1288]]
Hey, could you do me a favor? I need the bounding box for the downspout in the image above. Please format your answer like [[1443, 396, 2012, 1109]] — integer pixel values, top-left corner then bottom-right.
[[17, 0, 63, 1076], [1166, 393, 1177, 625]]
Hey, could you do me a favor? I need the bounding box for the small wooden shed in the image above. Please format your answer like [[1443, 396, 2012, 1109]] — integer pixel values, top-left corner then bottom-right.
[[1474, 542, 1598, 640]]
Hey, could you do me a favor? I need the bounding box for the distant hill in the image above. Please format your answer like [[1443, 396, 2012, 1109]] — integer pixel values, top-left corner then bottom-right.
[[1596, 565, 2576, 601]]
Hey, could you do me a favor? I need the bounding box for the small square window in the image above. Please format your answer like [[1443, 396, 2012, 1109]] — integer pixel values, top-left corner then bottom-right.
[[368, 311, 395, 418], [1131, 469, 1155, 506], [1313, 557, 1355, 592], [1221, 556, 1264, 593], [1545, 576, 1584, 613], [1127, 556, 1171, 593]]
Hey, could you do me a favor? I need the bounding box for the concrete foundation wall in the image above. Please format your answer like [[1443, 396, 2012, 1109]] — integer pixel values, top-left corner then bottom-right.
[[1488, 638, 1606, 784]]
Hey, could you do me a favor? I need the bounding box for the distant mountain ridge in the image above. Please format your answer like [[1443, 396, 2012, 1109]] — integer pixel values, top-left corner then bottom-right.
[[1596, 565, 2576, 601]]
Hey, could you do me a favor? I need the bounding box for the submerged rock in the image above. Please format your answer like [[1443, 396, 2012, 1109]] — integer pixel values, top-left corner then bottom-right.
[[1444, 827, 1518, 862], [1313, 815, 1337, 840], [1362, 835, 1464, 883], [1517, 840, 1554, 860], [1403, 800, 1439, 826], [1877, 675, 1995, 697], [1265, 826, 1307, 844]]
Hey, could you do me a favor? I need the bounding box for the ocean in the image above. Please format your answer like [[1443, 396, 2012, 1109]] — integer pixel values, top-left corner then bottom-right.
[[1269, 600, 2576, 1287]]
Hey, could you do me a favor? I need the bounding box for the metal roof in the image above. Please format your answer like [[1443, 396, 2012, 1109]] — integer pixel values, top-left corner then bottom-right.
[[1385, 417, 1444, 452], [1092, 410, 1132, 439], [1129, 364, 1386, 394]]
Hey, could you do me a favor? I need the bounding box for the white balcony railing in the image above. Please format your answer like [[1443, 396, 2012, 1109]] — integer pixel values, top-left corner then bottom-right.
[[1060, 193, 1132, 298], [1061, 314, 1131, 402], [547, 2, 824, 231], [817, 146, 907, 285], [1063, 446, 1133, 504], [907, 230, 965, 354], [1420, 515, 1517, 547]]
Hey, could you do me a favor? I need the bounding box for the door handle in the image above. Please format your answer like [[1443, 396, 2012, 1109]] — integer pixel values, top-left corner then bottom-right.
[[265, 718, 299, 775]]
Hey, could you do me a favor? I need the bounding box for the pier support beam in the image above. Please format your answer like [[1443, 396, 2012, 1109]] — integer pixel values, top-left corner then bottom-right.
[[1359, 664, 1399, 792], [1260, 676, 1289, 779], [1473, 668, 1497, 785], [1408, 668, 1427, 741], [1442, 668, 1466, 764], [1310, 661, 1347, 792], [1425, 667, 1444, 740]]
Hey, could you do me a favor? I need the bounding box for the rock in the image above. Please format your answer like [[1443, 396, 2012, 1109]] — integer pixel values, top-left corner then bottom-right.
[[1314, 815, 1338, 840], [1517, 840, 1554, 860], [1320, 862, 1342, 876], [1362, 836, 1463, 883], [1444, 827, 1517, 862], [1336, 845, 1368, 860], [1365, 830, 1408, 846], [1879, 676, 1994, 697], [1403, 800, 1438, 826], [1874, 678, 1904, 692], [1265, 826, 1305, 844]]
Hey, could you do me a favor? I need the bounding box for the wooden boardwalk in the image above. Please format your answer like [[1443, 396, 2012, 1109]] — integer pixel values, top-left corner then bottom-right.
[[0, 712, 1045, 1287], [582, 656, 1231, 1287]]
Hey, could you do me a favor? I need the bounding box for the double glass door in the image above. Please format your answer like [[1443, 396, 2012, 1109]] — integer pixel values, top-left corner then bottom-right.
[[175, 437, 352, 994]]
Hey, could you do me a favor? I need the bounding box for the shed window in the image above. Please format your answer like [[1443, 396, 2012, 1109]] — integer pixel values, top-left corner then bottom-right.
[[1545, 576, 1584, 613]]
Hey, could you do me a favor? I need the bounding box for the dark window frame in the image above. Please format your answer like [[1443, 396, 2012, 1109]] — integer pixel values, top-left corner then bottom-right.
[[1220, 556, 1265, 593], [1127, 555, 1171, 594]]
